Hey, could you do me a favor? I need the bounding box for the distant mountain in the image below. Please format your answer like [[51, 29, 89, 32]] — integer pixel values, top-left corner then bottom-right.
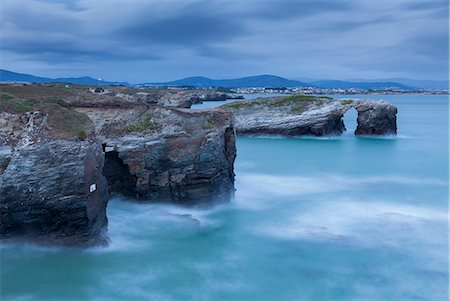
[[309, 80, 415, 91], [153, 75, 313, 88], [0, 69, 127, 86], [348, 78, 449, 90], [2, 69, 445, 90]]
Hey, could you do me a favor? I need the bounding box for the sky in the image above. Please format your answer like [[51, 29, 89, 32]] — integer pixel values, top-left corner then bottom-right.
[[0, 0, 448, 83]]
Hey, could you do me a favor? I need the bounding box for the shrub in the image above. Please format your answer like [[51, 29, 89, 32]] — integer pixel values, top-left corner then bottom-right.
[[77, 130, 87, 141]]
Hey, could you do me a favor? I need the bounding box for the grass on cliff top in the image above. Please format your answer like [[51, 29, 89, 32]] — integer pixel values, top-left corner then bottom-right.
[[0, 94, 93, 141], [0, 84, 137, 107], [340, 99, 354, 105], [1, 84, 77, 100], [127, 115, 162, 134], [224, 94, 334, 114], [203, 116, 216, 130]]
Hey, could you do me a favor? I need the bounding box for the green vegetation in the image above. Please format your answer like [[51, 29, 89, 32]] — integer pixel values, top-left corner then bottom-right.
[[0, 98, 35, 113], [223, 101, 249, 109], [203, 116, 216, 129], [127, 115, 162, 133], [1, 84, 75, 100], [282, 94, 331, 102], [77, 130, 87, 141], [341, 99, 354, 105], [0, 94, 93, 140], [0, 92, 15, 101], [42, 103, 93, 141], [291, 103, 312, 114], [224, 94, 334, 111]]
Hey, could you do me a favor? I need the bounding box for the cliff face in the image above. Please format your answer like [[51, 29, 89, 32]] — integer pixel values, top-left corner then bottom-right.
[[222, 95, 397, 136], [354, 100, 397, 135], [0, 103, 108, 246], [76, 105, 236, 206], [0, 84, 238, 245], [223, 95, 349, 136]]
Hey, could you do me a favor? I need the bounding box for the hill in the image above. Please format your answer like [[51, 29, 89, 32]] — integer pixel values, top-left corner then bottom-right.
[[0, 69, 127, 86], [310, 80, 415, 91], [154, 75, 312, 88]]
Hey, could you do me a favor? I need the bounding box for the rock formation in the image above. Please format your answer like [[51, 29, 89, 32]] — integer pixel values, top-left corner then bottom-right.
[[353, 99, 397, 135], [0, 85, 237, 246], [76, 105, 236, 206], [0, 102, 108, 246], [0, 84, 395, 247], [222, 95, 397, 136]]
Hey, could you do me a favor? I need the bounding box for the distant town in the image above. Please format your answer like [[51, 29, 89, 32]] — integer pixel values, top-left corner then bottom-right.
[[230, 86, 449, 95]]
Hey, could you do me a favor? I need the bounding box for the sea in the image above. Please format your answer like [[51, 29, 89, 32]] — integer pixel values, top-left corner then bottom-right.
[[1, 94, 448, 301]]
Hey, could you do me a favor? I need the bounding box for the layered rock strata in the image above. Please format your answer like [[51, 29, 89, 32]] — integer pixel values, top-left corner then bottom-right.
[[0, 103, 108, 246], [76, 105, 236, 206], [222, 95, 397, 136]]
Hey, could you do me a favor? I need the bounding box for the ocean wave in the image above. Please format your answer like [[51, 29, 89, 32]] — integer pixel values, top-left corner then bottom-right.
[[236, 173, 446, 197], [254, 198, 447, 272], [89, 197, 230, 253]]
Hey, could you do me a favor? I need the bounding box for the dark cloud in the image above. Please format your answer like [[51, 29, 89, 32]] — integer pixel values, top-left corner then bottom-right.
[[117, 4, 245, 46], [0, 0, 447, 81]]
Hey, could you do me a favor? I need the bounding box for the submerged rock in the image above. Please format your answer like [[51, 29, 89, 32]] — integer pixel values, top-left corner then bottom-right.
[[222, 95, 397, 136]]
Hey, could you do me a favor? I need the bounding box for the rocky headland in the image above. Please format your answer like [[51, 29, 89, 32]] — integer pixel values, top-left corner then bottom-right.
[[0, 84, 397, 246], [222, 95, 397, 136], [0, 84, 236, 246]]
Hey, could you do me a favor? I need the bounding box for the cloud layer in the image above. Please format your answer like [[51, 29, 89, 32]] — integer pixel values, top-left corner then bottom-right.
[[1, 0, 448, 82]]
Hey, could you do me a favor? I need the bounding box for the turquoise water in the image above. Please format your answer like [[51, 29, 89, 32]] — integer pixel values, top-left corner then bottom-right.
[[1, 95, 448, 301]]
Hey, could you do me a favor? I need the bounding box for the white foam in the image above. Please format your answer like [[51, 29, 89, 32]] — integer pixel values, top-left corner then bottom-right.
[[235, 172, 446, 200], [256, 198, 447, 273]]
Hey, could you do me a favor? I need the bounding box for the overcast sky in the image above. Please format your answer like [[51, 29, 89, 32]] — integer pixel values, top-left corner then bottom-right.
[[1, 0, 448, 83]]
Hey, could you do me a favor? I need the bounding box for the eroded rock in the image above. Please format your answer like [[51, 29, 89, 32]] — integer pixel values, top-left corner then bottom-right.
[[222, 95, 397, 136], [354, 99, 397, 135], [0, 103, 108, 246], [76, 105, 236, 206]]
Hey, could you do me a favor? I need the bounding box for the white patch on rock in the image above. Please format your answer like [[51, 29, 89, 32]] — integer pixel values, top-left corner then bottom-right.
[[90, 183, 97, 193]]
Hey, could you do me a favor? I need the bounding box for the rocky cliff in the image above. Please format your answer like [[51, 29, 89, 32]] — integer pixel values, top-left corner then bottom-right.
[[222, 95, 397, 136], [0, 85, 237, 245], [0, 99, 108, 246], [76, 105, 236, 206]]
